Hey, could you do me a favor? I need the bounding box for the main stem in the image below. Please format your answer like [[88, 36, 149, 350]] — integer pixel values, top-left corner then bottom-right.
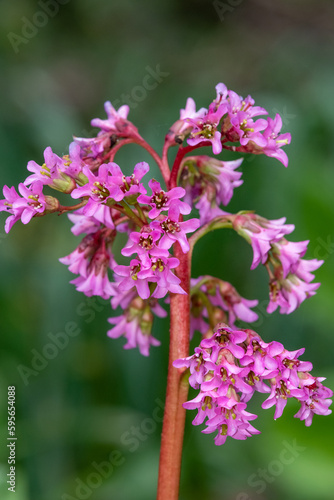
[[156, 243, 190, 500]]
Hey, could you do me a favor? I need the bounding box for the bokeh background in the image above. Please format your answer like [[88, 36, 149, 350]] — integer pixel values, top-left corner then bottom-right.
[[0, 1, 334, 499]]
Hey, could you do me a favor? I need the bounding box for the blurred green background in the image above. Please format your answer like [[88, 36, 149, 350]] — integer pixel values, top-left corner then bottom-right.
[[0, 0, 334, 499]]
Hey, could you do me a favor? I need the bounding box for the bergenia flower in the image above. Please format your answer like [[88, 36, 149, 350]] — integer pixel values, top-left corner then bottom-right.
[[107, 161, 149, 198], [187, 105, 227, 154], [174, 324, 332, 445], [179, 156, 243, 223], [150, 204, 200, 253], [137, 179, 191, 218], [0, 181, 49, 233], [107, 296, 166, 356], [233, 214, 295, 269], [91, 101, 131, 133], [262, 114, 291, 168], [24, 146, 76, 193]]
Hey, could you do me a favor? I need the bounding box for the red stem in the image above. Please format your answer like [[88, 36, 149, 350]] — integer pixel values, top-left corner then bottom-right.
[[132, 134, 171, 186], [156, 243, 190, 500], [169, 141, 211, 189]]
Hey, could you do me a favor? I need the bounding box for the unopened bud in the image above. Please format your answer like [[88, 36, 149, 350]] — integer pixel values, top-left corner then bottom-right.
[[51, 173, 77, 194], [44, 195, 60, 213]]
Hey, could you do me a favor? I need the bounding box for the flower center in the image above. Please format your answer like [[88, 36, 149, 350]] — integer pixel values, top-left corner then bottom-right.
[[27, 194, 43, 209], [130, 263, 141, 280], [92, 181, 110, 200], [161, 218, 180, 234], [151, 191, 168, 209], [139, 235, 153, 250]]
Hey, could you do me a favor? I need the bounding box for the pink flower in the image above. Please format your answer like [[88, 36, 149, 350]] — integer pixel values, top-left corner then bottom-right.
[[69, 246, 115, 299], [150, 204, 200, 253], [174, 324, 332, 445], [203, 402, 260, 445], [166, 97, 207, 142], [24, 147, 75, 193], [190, 277, 259, 336], [67, 207, 115, 235], [71, 163, 123, 205], [262, 114, 291, 167], [212, 281, 259, 328], [114, 258, 153, 300], [0, 182, 47, 233], [137, 179, 190, 219], [294, 376, 333, 426], [195, 196, 227, 225], [107, 296, 165, 356], [267, 275, 321, 315], [150, 256, 186, 298], [62, 142, 86, 180], [106, 161, 149, 198], [60, 230, 116, 299], [91, 101, 131, 133], [264, 238, 323, 314], [187, 105, 227, 154], [73, 133, 112, 159], [180, 156, 243, 223], [223, 91, 268, 147], [114, 253, 185, 300], [233, 214, 295, 269], [122, 226, 169, 266], [272, 239, 309, 279]]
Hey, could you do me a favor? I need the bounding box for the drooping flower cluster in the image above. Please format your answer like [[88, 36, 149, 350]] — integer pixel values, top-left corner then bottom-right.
[[233, 213, 324, 313], [179, 156, 243, 224], [174, 323, 332, 445]]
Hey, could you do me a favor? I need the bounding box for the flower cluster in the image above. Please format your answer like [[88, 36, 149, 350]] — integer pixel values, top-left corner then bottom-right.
[[107, 286, 167, 356], [0, 82, 330, 455], [233, 214, 324, 313], [179, 156, 243, 224], [174, 323, 332, 445], [168, 83, 291, 167]]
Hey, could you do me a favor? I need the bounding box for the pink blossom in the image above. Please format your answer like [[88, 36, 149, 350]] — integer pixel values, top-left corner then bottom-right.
[[294, 376, 333, 426], [180, 156, 243, 223], [174, 324, 332, 445], [187, 105, 227, 154], [107, 296, 165, 356], [107, 313, 160, 356], [107, 161, 149, 198], [73, 133, 112, 159], [150, 204, 200, 253], [150, 256, 186, 298], [0, 181, 47, 233], [267, 275, 321, 314], [71, 163, 123, 205], [114, 258, 153, 299], [203, 402, 260, 445], [24, 146, 75, 193], [91, 101, 131, 133], [262, 114, 291, 167], [195, 195, 227, 225], [122, 226, 169, 266], [272, 239, 309, 279], [223, 90, 268, 147], [233, 214, 295, 269], [60, 230, 116, 299], [137, 179, 190, 219]]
